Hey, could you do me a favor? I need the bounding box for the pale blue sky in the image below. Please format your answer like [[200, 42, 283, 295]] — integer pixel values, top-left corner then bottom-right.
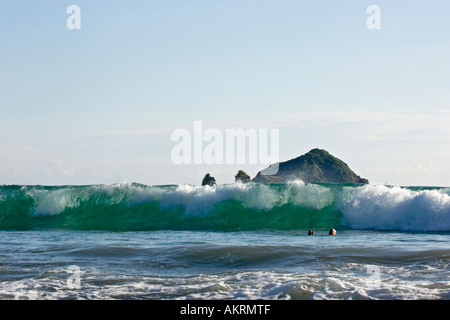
[[0, 1, 449, 186]]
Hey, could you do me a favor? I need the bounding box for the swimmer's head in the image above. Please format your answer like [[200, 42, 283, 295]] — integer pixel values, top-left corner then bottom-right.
[[328, 228, 337, 236]]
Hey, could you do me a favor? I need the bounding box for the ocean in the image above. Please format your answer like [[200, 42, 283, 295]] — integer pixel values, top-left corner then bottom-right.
[[0, 181, 449, 300]]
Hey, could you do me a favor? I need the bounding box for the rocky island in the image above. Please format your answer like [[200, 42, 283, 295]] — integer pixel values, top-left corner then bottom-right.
[[201, 173, 217, 186], [235, 170, 251, 183], [252, 148, 369, 184]]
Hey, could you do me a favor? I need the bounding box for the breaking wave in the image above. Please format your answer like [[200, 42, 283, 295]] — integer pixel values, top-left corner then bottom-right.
[[0, 182, 449, 232]]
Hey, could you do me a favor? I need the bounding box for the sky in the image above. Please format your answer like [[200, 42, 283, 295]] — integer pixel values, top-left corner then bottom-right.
[[0, 0, 449, 186]]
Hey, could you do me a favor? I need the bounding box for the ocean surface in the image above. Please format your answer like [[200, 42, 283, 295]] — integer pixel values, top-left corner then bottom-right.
[[0, 181, 449, 300]]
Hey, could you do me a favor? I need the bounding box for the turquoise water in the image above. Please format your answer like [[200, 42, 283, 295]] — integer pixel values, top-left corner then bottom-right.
[[0, 182, 449, 299]]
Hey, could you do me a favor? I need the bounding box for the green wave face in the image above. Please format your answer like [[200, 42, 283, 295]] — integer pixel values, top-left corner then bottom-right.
[[0, 182, 449, 232]]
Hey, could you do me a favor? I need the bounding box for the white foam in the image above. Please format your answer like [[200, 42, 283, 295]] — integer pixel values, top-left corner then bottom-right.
[[286, 181, 334, 210], [31, 188, 81, 216], [141, 181, 333, 215], [2, 266, 447, 300], [339, 184, 450, 231], [158, 183, 280, 215]]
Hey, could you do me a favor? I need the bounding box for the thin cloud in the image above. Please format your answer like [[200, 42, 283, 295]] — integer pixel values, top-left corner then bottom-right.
[[266, 109, 450, 142]]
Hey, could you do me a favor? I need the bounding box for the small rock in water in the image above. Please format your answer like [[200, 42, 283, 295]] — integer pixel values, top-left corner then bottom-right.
[[201, 173, 216, 186]]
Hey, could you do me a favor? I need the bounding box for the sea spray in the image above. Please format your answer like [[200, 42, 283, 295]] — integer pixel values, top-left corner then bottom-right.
[[338, 183, 450, 231]]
